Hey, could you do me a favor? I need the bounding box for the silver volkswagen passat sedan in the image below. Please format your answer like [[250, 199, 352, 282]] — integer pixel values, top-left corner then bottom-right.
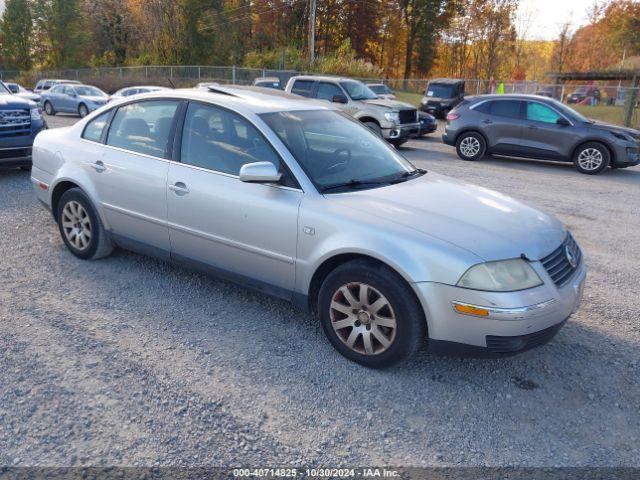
[[31, 88, 586, 368]]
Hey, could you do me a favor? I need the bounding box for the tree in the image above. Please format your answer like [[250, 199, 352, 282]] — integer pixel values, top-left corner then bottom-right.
[[551, 22, 573, 74], [0, 0, 33, 70], [32, 0, 85, 68]]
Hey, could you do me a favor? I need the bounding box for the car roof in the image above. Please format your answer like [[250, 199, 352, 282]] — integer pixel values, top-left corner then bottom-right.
[[428, 78, 464, 85], [465, 94, 559, 102], [125, 86, 334, 114], [289, 75, 361, 83], [254, 77, 280, 82], [366, 83, 386, 87]]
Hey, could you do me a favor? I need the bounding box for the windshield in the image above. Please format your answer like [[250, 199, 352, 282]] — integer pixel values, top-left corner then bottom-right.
[[426, 84, 455, 98], [548, 98, 590, 123], [74, 86, 106, 97], [368, 84, 391, 95], [260, 110, 418, 192], [340, 81, 378, 101]]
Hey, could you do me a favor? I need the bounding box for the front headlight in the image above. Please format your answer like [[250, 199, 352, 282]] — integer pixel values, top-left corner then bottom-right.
[[30, 107, 42, 121], [384, 111, 400, 123], [457, 258, 543, 292], [611, 131, 634, 142]]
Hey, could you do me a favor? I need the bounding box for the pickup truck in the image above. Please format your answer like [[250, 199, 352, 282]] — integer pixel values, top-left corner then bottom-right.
[[0, 81, 47, 169]]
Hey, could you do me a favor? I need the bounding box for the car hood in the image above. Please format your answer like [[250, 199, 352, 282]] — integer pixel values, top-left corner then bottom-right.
[[327, 173, 566, 262], [363, 98, 415, 111], [16, 92, 40, 101], [587, 121, 640, 140], [0, 95, 36, 109], [81, 96, 108, 103]]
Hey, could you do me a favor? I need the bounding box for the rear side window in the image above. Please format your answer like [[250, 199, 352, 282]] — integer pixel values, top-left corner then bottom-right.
[[106, 100, 179, 158], [526, 102, 562, 124], [291, 80, 314, 97], [82, 111, 110, 142], [478, 100, 521, 119]]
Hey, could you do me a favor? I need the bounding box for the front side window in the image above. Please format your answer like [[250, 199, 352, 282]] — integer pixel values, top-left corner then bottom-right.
[[340, 81, 377, 100], [316, 82, 344, 102], [82, 111, 110, 142], [106, 100, 179, 158], [50, 85, 63, 94], [526, 102, 562, 124], [180, 102, 283, 178], [260, 110, 417, 192], [291, 80, 314, 97]]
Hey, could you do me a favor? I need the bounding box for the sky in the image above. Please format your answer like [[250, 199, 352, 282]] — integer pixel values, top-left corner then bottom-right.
[[518, 0, 593, 40]]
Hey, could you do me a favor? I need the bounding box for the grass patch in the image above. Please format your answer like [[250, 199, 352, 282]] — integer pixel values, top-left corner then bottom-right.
[[395, 91, 423, 106]]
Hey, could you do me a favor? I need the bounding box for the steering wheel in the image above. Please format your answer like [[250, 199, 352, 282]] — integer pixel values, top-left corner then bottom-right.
[[326, 147, 352, 173]]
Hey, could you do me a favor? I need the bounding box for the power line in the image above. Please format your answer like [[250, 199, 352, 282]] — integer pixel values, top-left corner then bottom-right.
[[199, 0, 304, 32]]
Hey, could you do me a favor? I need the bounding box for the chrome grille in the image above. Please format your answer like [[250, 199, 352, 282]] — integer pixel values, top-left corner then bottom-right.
[[0, 109, 31, 137], [399, 108, 417, 125], [540, 234, 582, 287]]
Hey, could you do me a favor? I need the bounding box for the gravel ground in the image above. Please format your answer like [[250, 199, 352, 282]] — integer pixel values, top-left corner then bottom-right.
[[0, 113, 638, 468]]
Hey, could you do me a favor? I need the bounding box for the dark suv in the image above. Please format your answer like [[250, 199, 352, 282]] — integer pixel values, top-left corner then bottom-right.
[[420, 79, 465, 119], [0, 81, 47, 169], [442, 94, 640, 174]]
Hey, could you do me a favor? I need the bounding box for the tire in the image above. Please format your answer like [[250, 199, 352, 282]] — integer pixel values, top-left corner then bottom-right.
[[78, 104, 89, 118], [455, 131, 486, 161], [573, 142, 610, 175], [318, 259, 426, 368], [56, 188, 113, 260], [390, 138, 408, 148], [364, 121, 383, 138], [44, 101, 55, 116]]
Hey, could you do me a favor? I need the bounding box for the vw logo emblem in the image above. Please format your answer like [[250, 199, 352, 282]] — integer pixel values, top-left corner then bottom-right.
[[565, 245, 577, 268]]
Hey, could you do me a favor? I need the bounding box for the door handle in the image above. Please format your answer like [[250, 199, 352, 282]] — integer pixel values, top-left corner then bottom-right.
[[90, 160, 106, 172], [169, 182, 190, 195], [527, 124, 539, 130], [481, 119, 493, 125]]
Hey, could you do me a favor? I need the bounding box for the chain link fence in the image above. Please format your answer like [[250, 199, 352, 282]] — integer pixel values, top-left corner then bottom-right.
[[1, 65, 638, 127]]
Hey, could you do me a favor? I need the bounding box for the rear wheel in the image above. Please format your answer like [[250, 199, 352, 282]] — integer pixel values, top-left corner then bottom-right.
[[455, 131, 486, 161], [573, 142, 610, 174], [57, 188, 113, 260], [318, 259, 426, 368], [44, 101, 55, 116]]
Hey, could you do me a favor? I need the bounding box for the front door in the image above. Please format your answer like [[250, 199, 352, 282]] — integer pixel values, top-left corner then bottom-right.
[[520, 101, 582, 160], [477, 99, 524, 155], [167, 102, 302, 295]]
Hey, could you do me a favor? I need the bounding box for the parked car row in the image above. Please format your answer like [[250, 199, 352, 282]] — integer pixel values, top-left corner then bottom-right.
[[30, 85, 587, 367]]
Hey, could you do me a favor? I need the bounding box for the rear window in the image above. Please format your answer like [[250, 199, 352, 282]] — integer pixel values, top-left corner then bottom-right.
[[291, 80, 314, 97]]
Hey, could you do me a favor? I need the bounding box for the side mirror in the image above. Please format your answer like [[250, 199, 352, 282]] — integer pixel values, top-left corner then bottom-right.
[[556, 117, 570, 127], [332, 94, 348, 104], [239, 161, 282, 184]]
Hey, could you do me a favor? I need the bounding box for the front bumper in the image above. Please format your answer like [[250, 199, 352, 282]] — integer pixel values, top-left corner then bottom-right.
[[612, 144, 640, 167], [0, 119, 47, 167], [413, 261, 586, 356], [383, 122, 421, 141]]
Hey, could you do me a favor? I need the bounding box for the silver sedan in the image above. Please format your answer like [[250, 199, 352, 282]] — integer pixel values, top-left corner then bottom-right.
[[31, 88, 586, 367]]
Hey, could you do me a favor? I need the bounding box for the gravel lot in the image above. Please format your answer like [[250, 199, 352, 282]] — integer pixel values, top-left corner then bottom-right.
[[0, 112, 639, 468]]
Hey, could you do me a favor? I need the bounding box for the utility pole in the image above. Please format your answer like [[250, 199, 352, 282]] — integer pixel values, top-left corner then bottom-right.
[[309, 0, 316, 64]]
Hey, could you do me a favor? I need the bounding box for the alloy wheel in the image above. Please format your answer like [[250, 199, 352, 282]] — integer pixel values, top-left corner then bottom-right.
[[460, 136, 481, 158], [61, 201, 92, 251], [577, 148, 603, 171], [329, 282, 397, 355]]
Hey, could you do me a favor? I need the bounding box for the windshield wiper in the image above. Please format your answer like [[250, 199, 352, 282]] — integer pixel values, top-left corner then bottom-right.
[[389, 168, 427, 184], [320, 178, 390, 192]]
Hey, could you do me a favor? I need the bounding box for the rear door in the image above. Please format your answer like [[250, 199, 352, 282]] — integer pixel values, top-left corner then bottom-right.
[[89, 99, 181, 255], [520, 101, 582, 160], [474, 99, 524, 155]]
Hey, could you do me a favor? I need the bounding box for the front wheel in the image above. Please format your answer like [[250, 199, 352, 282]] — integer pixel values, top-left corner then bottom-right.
[[363, 121, 383, 138], [44, 101, 55, 116], [455, 131, 486, 161], [78, 104, 89, 118], [573, 142, 610, 174], [57, 188, 113, 260], [318, 259, 426, 368]]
